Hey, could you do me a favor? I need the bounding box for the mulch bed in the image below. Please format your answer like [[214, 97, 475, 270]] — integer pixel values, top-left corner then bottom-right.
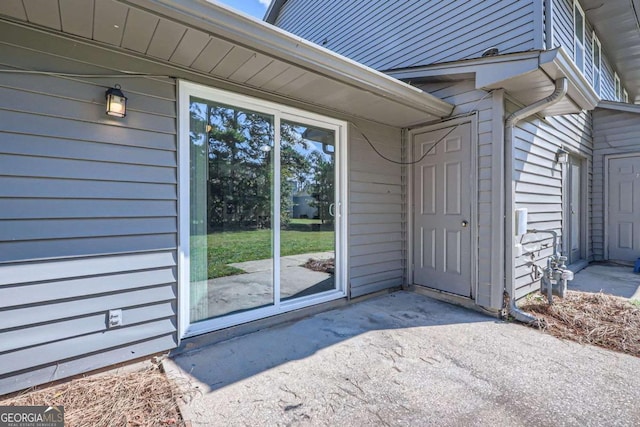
[[520, 291, 640, 357], [303, 257, 335, 274], [0, 361, 186, 427]]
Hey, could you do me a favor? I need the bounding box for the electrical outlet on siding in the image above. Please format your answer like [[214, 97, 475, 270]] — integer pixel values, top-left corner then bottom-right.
[[108, 309, 123, 328]]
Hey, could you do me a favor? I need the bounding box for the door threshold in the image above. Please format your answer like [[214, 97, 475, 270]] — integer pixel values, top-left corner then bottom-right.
[[173, 297, 349, 356], [409, 285, 499, 318], [567, 259, 589, 273]]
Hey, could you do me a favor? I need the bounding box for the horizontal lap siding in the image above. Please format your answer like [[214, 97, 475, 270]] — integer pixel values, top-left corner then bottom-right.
[[552, 0, 618, 101], [592, 109, 640, 260], [417, 81, 501, 309], [552, 0, 574, 61], [512, 98, 593, 299], [0, 29, 177, 394], [275, 0, 536, 70], [348, 121, 404, 297]]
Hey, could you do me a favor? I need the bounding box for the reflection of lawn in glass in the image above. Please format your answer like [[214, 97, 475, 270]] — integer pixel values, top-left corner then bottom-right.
[[206, 219, 334, 279]]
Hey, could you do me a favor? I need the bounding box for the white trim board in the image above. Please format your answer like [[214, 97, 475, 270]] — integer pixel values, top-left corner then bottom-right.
[[177, 80, 348, 338], [603, 152, 640, 261]]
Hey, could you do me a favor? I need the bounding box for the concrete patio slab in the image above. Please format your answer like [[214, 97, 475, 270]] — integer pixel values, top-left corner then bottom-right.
[[568, 263, 640, 300], [196, 252, 335, 319], [166, 291, 640, 426]]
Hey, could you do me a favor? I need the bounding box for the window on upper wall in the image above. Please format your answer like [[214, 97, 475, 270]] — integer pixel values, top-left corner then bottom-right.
[[573, 0, 585, 72], [623, 89, 629, 103], [615, 73, 621, 101], [592, 32, 601, 96]]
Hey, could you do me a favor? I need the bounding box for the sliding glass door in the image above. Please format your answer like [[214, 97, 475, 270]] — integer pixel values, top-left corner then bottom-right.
[[188, 98, 275, 323], [179, 82, 346, 336], [280, 121, 336, 302]]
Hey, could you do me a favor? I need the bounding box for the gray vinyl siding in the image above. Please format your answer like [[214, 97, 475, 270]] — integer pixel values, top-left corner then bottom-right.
[[415, 80, 502, 309], [511, 100, 593, 298], [551, 0, 574, 59], [0, 23, 177, 395], [550, 0, 620, 101], [600, 57, 618, 101], [274, 0, 537, 71], [591, 108, 640, 260], [0, 16, 414, 393], [348, 121, 405, 298]]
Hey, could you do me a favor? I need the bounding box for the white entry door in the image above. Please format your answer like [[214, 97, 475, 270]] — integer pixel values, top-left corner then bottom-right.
[[566, 156, 583, 264], [608, 154, 640, 262], [412, 122, 473, 297]]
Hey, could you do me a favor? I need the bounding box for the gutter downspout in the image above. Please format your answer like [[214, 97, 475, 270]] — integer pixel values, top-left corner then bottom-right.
[[504, 77, 568, 323]]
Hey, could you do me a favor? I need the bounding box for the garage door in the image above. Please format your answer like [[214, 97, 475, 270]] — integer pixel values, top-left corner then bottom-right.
[[608, 154, 640, 262]]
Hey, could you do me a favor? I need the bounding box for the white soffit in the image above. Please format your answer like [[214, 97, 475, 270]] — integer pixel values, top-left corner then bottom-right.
[[580, 0, 640, 103], [0, 0, 453, 127], [388, 48, 600, 116]]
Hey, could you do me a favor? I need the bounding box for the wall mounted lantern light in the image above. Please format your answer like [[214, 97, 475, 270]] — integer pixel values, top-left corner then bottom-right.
[[556, 148, 569, 164], [106, 84, 127, 117]]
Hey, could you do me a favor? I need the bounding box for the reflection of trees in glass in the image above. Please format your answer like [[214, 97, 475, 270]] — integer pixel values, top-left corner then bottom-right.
[[308, 150, 334, 225], [206, 105, 272, 231], [280, 124, 311, 227], [282, 123, 335, 226], [189, 101, 316, 232]]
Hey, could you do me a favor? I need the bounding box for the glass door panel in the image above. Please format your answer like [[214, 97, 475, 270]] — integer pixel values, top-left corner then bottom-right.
[[189, 97, 274, 323], [569, 157, 582, 263], [280, 121, 336, 301]]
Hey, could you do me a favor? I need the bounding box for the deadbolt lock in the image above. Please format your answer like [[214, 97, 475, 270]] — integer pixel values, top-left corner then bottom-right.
[[461, 220, 469, 227]]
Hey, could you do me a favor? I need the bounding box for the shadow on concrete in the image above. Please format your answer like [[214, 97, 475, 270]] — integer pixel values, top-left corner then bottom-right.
[[170, 291, 493, 393], [568, 262, 640, 300]]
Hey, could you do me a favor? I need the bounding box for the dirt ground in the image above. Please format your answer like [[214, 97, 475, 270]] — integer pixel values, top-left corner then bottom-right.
[[0, 361, 185, 427]]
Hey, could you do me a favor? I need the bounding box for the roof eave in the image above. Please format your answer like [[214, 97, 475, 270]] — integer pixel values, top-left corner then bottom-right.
[[126, 0, 454, 118], [387, 48, 600, 113], [539, 48, 599, 111], [597, 100, 640, 114]]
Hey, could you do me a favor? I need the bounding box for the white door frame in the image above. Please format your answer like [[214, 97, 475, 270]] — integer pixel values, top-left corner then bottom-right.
[[561, 151, 589, 265], [177, 80, 348, 339], [406, 115, 478, 300], [603, 152, 640, 260]]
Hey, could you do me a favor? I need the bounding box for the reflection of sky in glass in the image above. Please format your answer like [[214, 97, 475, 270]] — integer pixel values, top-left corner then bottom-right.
[[283, 124, 335, 192], [288, 125, 334, 161], [297, 140, 329, 158], [189, 99, 274, 153], [190, 101, 208, 146], [190, 101, 333, 170]]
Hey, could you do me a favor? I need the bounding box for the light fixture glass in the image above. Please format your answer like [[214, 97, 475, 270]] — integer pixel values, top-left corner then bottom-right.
[[556, 148, 569, 164], [106, 84, 127, 117]]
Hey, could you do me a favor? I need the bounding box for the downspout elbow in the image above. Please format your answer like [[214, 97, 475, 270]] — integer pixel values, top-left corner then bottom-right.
[[508, 296, 538, 324], [505, 78, 568, 128]]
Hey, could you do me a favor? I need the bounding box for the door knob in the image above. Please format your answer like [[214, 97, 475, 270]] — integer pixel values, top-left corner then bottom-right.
[[461, 220, 469, 227]]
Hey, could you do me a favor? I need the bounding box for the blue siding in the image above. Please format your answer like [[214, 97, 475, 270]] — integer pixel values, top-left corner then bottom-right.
[[0, 21, 178, 395], [551, 0, 622, 101], [275, 0, 537, 70]]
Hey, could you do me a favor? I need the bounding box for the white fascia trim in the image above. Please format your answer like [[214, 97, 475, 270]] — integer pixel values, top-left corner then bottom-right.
[[539, 47, 600, 110], [386, 51, 543, 82], [387, 47, 599, 111], [596, 100, 640, 114], [124, 0, 454, 118]]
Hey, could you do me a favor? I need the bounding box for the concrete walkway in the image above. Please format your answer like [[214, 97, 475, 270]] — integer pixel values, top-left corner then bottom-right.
[[165, 292, 640, 426], [198, 252, 334, 319], [569, 263, 640, 300]]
